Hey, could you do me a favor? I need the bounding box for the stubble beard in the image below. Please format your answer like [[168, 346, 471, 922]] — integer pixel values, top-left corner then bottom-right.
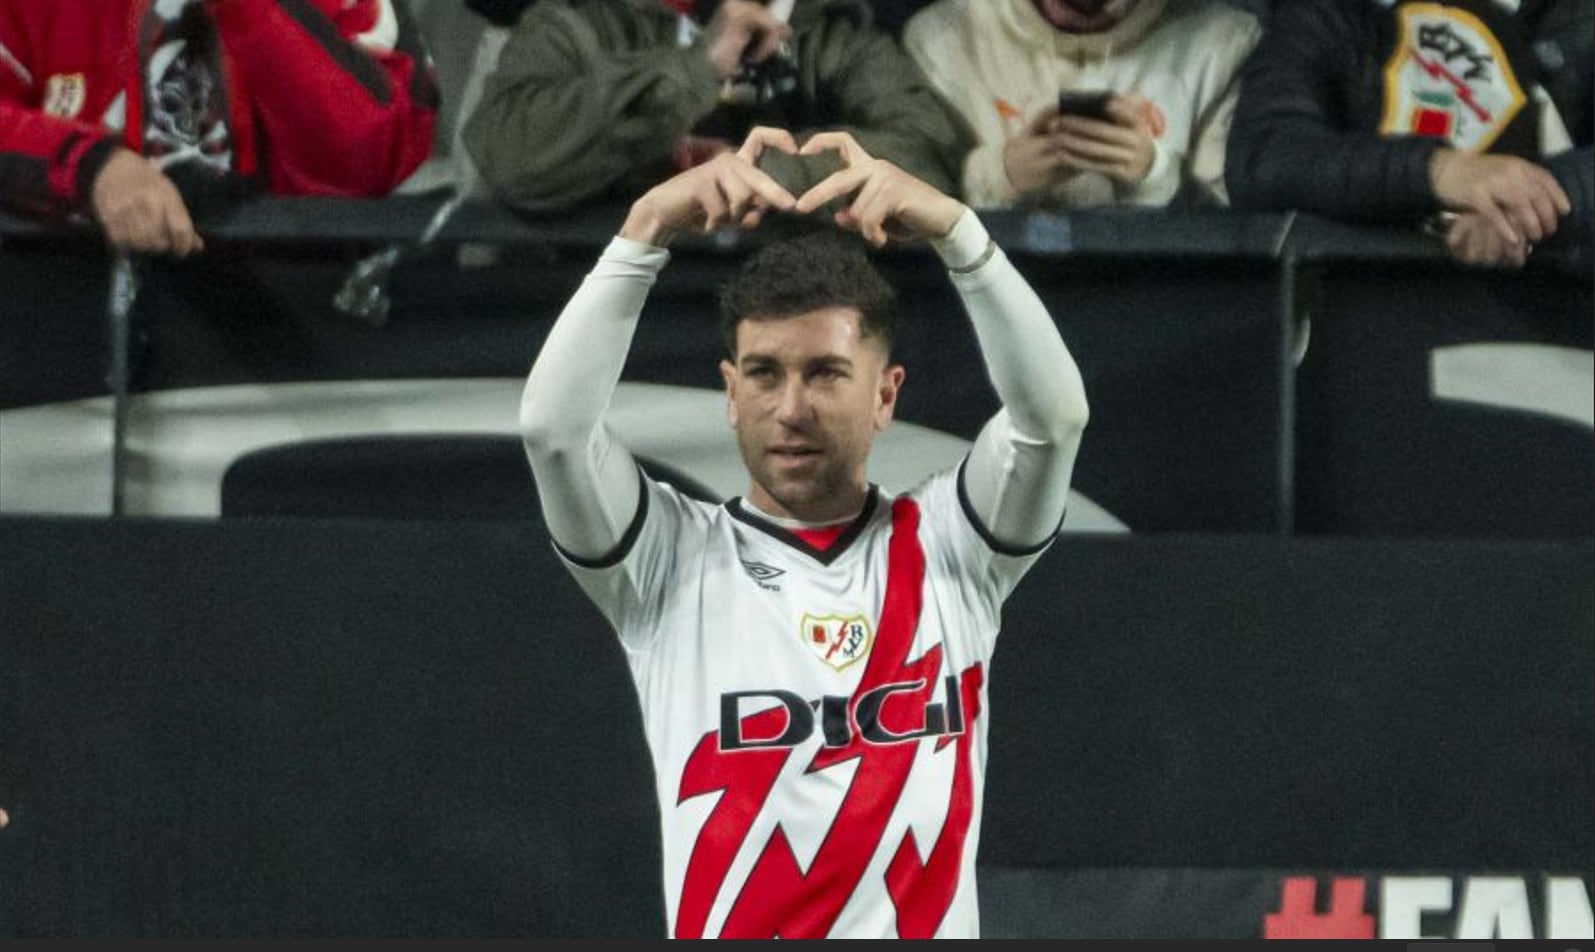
[[738, 431, 861, 521]]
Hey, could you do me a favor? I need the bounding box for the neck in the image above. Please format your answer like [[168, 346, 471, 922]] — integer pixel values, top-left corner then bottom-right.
[[745, 484, 870, 525]]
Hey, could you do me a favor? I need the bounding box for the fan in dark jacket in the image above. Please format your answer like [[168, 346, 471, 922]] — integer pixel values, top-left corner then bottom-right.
[[1226, 0, 1590, 271]]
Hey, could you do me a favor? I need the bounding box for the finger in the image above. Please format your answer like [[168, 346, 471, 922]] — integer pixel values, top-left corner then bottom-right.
[[1034, 133, 1077, 159], [740, 207, 765, 230], [1471, 225, 1523, 269], [848, 175, 892, 247], [1056, 116, 1138, 148], [149, 189, 189, 256], [125, 191, 177, 252], [799, 130, 869, 166], [1530, 194, 1560, 240], [696, 183, 729, 232], [1474, 195, 1519, 246], [1058, 154, 1116, 177], [1503, 197, 1544, 244], [726, 158, 798, 210], [166, 218, 199, 258], [1529, 165, 1571, 216], [125, 209, 169, 254], [717, 170, 755, 224], [1103, 94, 1147, 128], [165, 196, 201, 257], [1457, 224, 1498, 268], [102, 218, 133, 251], [1551, 181, 1571, 216], [1526, 185, 1560, 238], [1057, 132, 1135, 165], [1466, 224, 1494, 267], [747, 22, 790, 63], [1027, 105, 1062, 135], [1032, 146, 1076, 173], [737, 126, 800, 164], [794, 165, 872, 214]]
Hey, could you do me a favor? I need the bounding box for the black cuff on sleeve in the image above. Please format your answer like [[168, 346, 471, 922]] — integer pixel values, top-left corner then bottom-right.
[[955, 456, 1060, 558], [554, 465, 652, 569], [71, 135, 121, 206]]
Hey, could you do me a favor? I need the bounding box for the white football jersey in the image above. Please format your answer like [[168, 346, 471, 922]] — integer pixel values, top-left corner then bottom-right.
[[560, 463, 1050, 939]]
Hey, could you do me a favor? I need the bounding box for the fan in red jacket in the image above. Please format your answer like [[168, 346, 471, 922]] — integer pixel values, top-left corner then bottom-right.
[[0, 0, 438, 255]]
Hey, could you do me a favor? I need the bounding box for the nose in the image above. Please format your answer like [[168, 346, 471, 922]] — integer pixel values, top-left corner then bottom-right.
[[774, 376, 813, 428]]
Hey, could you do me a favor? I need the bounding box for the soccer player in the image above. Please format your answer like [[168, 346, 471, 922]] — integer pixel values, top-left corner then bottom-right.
[[519, 127, 1088, 939]]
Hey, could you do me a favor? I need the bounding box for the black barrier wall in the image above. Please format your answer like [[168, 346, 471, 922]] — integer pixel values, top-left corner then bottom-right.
[[1, 516, 1588, 937], [2, 201, 1590, 536]]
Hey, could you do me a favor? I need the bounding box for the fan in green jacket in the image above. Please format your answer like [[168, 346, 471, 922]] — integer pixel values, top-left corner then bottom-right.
[[463, 0, 973, 214]]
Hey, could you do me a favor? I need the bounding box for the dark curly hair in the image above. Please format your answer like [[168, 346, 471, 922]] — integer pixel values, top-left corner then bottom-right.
[[718, 231, 898, 358]]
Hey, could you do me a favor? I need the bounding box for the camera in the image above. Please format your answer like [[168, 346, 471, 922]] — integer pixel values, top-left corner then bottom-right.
[[720, 41, 799, 108]]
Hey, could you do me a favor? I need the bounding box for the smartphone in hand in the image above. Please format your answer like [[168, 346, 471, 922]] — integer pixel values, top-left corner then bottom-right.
[[1057, 89, 1113, 120]]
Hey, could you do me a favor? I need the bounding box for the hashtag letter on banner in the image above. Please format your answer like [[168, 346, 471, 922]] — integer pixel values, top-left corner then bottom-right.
[[1264, 876, 1377, 939]]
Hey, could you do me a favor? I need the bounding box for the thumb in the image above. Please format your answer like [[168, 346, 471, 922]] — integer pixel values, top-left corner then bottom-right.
[[1106, 93, 1153, 131], [1028, 104, 1061, 135]]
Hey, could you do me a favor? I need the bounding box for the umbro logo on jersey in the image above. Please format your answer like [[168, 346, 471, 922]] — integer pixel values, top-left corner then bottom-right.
[[740, 559, 784, 590], [800, 613, 872, 671]]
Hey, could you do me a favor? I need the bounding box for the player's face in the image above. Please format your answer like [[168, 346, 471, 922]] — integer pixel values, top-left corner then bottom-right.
[[720, 306, 904, 523]]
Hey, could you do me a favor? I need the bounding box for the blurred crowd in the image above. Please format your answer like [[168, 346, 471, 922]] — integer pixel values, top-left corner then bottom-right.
[[2, 0, 1589, 270]]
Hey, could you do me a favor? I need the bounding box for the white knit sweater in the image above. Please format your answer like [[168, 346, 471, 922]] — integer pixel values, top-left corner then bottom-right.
[[904, 0, 1260, 208]]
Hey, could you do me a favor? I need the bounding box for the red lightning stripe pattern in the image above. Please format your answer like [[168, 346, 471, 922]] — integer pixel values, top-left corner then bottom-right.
[[674, 498, 983, 938], [1409, 48, 1493, 123]]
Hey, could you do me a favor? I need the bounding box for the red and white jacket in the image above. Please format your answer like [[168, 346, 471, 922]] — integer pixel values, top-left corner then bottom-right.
[[0, 0, 437, 214]]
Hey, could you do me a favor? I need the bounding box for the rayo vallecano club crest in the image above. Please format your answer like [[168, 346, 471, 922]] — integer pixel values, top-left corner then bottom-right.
[[800, 613, 873, 671], [1380, 3, 1524, 152]]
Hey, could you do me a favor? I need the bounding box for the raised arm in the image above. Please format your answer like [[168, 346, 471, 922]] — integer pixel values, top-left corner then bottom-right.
[[521, 131, 798, 559], [794, 132, 1087, 549]]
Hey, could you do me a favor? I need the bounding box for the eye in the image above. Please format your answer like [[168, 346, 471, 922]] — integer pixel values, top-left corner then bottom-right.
[[745, 365, 777, 382], [811, 366, 846, 382]]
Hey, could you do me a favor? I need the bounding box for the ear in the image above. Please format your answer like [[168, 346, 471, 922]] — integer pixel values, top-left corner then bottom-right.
[[719, 358, 739, 427], [875, 363, 905, 431]]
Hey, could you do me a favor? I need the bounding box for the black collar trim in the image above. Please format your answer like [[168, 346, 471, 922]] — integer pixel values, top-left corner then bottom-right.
[[726, 488, 881, 566]]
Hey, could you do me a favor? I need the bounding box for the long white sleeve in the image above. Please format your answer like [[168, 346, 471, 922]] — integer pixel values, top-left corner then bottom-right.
[[520, 236, 668, 561], [931, 209, 1089, 550]]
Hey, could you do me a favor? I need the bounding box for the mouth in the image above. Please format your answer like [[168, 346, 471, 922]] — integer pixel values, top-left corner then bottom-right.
[[767, 445, 822, 465]]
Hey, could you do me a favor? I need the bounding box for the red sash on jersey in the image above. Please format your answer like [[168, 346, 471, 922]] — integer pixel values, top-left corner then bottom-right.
[[674, 498, 984, 938]]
